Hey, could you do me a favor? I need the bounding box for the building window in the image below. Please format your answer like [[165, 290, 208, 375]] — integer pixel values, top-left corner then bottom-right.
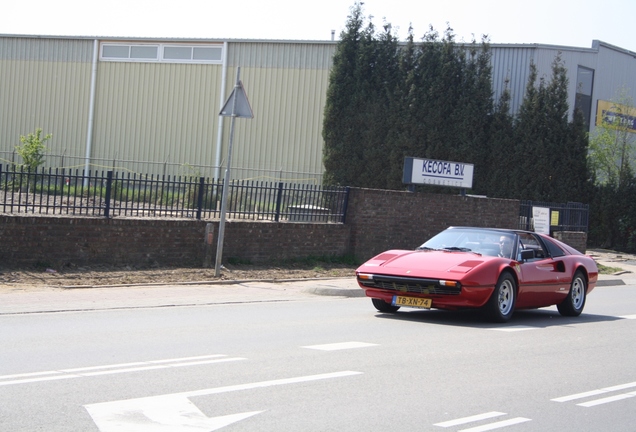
[[100, 43, 223, 64], [102, 44, 159, 60], [574, 66, 594, 129], [162, 45, 223, 62]]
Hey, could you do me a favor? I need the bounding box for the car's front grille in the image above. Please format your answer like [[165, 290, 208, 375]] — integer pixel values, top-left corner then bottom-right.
[[358, 275, 461, 295]]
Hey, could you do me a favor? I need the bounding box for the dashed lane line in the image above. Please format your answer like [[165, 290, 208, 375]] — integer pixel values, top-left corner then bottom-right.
[[552, 381, 636, 407], [0, 354, 246, 387], [434, 411, 506, 427], [302, 341, 378, 351], [434, 411, 531, 431]]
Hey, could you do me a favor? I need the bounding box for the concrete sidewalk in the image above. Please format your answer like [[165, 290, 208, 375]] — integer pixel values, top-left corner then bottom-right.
[[0, 278, 364, 315]]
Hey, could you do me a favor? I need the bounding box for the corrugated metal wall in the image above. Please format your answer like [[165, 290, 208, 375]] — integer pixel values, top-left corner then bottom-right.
[[490, 45, 536, 114], [593, 43, 636, 119], [223, 42, 334, 182], [0, 37, 93, 166], [0, 36, 335, 182], [93, 61, 223, 175]]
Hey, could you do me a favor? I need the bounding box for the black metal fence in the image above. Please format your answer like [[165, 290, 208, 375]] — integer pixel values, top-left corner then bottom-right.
[[519, 200, 589, 232], [0, 165, 349, 223]]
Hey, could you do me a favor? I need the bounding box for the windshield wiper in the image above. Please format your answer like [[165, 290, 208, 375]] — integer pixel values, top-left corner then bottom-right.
[[416, 246, 438, 251], [442, 247, 473, 252]]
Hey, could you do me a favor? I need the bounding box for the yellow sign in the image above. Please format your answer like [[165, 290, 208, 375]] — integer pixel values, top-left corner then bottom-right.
[[596, 100, 636, 133], [550, 210, 560, 226]]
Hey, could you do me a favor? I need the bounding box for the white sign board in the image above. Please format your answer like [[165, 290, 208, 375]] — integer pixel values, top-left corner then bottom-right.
[[403, 157, 474, 188], [532, 206, 550, 235]]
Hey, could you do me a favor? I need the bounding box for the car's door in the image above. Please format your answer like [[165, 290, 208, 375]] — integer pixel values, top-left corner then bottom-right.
[[515, 233, 570, 308]]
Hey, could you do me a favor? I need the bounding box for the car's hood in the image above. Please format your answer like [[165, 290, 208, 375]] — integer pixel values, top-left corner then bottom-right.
[[357, 249, 492, 278]]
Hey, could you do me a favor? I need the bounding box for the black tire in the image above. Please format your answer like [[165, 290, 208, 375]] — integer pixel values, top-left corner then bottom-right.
[[557, 270, 587, 317], [372, 298, 400, 313], [485, 272, 517, 323]]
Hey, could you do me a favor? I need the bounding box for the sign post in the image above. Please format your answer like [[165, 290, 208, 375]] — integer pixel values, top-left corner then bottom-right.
[[215, 67, 253, 277]]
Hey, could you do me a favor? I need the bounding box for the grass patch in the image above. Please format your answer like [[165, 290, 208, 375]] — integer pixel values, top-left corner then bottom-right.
[[597, 263, 624, 274]]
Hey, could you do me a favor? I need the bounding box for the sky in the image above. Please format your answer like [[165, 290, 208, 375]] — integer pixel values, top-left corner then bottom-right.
[[2, 0, 636, 53]]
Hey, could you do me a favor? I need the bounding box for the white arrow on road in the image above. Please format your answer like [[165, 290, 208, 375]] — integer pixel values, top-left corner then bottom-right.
[[86, 395, 262, 431], [85, 370, 362, 431]]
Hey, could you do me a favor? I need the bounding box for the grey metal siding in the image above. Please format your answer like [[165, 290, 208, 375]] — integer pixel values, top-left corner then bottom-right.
[[220, 42, 335, 182], [592, 44, 636, 125], [92, 62, 223, 175], [490, 46, 536, 114], [0, 37, 93, 165]]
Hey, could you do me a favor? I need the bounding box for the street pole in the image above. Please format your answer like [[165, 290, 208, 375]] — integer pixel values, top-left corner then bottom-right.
[[214, 67, 241, 277]]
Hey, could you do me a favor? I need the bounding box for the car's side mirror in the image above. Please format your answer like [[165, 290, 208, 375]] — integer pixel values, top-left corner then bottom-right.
[[519, 249, 535, 261]]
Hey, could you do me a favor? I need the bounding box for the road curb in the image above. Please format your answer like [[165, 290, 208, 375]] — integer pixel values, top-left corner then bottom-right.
[[304, 287, 366, 297]]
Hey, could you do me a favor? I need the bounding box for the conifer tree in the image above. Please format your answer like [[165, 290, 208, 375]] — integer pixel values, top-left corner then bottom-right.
[[323, 3, 367, 186], [483, 81, 514, 197]]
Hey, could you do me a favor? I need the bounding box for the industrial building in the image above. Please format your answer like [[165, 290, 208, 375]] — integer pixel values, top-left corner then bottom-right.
[[1, 34, 635, 184]]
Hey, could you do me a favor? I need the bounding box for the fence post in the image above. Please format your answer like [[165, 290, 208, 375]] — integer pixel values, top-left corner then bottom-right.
[[104, 171, 113, 218], [341, 186, 350, 223], [274, 182, 284, 222], [196, 176, 205, 220]]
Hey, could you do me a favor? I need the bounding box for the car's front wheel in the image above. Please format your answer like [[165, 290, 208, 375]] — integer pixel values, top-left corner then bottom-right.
[[484, 272, 517, 322], [372, 298, 400, 313], [557, 270, 587, 316]]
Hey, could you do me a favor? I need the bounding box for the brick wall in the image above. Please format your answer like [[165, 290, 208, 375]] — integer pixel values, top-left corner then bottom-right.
[[0, 215, 351, 268], [345, 188, 520, 260], [4, 188, 586, 269], [0, 215, 208, 267], [553, 231, 588, 253]]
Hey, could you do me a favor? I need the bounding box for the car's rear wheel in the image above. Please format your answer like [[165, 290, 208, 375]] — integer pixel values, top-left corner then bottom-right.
[[485, 272, 516, 322], [372, 298, 400, 313], [557, 270, 586, 316]]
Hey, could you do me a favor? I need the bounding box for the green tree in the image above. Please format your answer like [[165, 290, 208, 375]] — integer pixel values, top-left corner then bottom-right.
[[322, 2, 369, 186], [511, 55, 589, 202], [453, 36, 494, 195], [323, 9, 496, 191], [357, 22, 400, 189], [588, 91, 636, 250], [588, 92, 636, 187], [16, 128, 51, 172], [482, 80, 514, 197]]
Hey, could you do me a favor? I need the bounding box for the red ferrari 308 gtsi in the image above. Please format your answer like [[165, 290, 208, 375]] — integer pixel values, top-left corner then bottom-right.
[[356, 227, 599, 322]]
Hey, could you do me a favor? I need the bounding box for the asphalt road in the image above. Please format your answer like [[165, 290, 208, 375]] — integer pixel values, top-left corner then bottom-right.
[[1, 276, 635, 431]]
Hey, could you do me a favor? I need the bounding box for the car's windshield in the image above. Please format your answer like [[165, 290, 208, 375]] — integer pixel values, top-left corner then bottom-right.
[[419, 228, 515, 257]]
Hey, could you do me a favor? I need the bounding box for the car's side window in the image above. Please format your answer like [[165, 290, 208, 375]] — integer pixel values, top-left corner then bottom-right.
[[518, 233, 549, 261], [543, 238, 566, 257]]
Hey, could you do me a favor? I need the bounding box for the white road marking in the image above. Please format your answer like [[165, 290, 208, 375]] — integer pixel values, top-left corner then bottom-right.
[[488, 326, 538, 332], [87, 396, 262, 432], [0, 354, 245, 387], [434, 412, 530, 431], [302, 341, 378, 350], [434, 411, 506, 427], [551, 389, 607, 402], [619, 314, 636, 319], [85, 370, 363, 432], [578, 393, 636, 407], [552, 381, 636, 406], [458, 417, 531, 432]]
